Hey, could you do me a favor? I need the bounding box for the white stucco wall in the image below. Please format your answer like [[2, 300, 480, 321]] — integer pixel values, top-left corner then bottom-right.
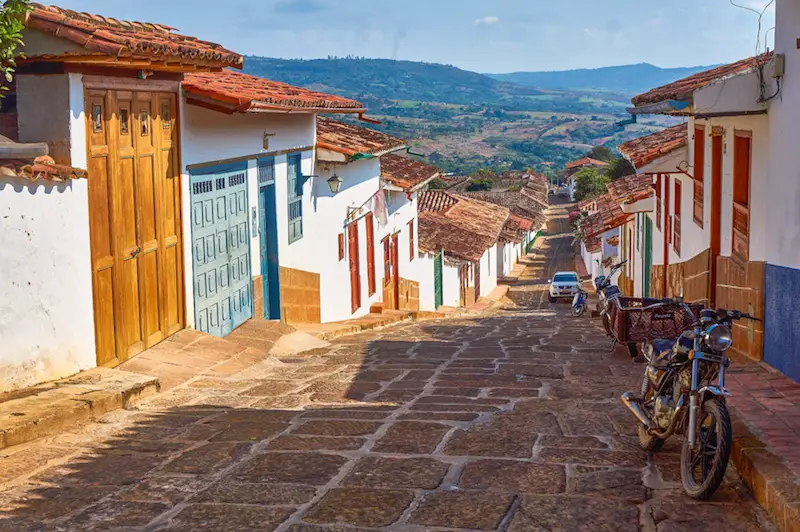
[[316, 158, 383, 322], [0, 178, 95, 391], [689, 114, 770, 263], [418, 252, 436, 311], [179, 101, 316, 327], [767, 0, 800, 268], [480, 243, 498, 297], [442, 261, 462, 308]]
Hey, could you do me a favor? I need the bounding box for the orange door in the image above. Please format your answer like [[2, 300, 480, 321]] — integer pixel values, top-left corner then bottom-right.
[[348, 222, 361, 313], [86, 89, 184, 367]]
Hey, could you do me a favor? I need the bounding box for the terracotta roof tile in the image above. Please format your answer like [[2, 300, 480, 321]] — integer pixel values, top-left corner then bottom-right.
[[606, 173, 654, 205], [566, 157, 610, 170], [380, 153, 440, 191], [618, 125, 687, 169], [460, 190, 546, 229], [632, 53, 773, 107], [501, 214, 534, 243], [579, 193, 631, 241], [183, 70, 364, 113], [0, 155, 86, 182], [418, 191, 510, 262], [25, 4, 242, 68], [584, 234, 601, 254], [317, 117, 406, 158]]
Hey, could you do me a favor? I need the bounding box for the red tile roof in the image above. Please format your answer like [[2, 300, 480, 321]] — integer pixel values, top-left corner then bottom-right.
[[606, 173, 654, 206], [0, 155, 86, 182], [632, 53, 773, 107], [460, 190, 546, 230], [618, 125, 688, 170], [183, 70, 365, 114], [418, 191, 510, 262], [25, 4, 242, 69], [380, 153, 440, 192], [584, 234, 601, 254], [566, 157, 610, 170], [317, 118, 406, 158], [580, 193, 631, 241], [501, 214, 535, 243]]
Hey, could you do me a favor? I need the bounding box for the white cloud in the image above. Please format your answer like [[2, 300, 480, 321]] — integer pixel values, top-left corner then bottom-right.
[[474, 16, 500, 26]]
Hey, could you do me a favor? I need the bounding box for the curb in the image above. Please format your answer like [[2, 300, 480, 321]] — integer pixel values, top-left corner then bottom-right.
[[730, 411, 800, 532], [0, 368, 159, 450]]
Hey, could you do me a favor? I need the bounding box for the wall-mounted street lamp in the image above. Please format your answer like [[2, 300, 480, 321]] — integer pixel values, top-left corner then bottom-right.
[[327, 173, 343, 194]]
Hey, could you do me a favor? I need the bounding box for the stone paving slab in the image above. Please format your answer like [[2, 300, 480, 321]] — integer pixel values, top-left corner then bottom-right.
[[0, 200, 776, 531]]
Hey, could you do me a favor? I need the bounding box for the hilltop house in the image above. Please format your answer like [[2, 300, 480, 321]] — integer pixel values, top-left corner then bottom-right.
[[564, 156, 610, 201], [417, 191, 509, 308]]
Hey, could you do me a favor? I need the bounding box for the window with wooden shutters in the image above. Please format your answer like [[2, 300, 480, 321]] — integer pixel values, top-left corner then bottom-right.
[[338, 233, 345, 261], [408, 219, 415, 261], [693, 127, 705, 227], [674, 180, 682, 256], [287, 153, 303, 243], [732, 132, 752, 262], [655, 174, 662, 230]]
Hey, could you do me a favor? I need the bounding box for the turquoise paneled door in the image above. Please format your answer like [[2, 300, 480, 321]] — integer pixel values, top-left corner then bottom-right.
[[190, 163, 253, 337]]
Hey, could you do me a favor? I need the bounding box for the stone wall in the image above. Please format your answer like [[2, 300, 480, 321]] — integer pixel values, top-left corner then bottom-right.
[[278, 266, 321, 324]]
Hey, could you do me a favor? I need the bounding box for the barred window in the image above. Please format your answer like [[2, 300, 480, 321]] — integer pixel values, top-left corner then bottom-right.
[[287, 153, 303, 243]]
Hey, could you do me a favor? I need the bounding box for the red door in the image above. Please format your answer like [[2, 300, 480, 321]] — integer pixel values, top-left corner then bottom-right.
[[365, 213, 376, 296], [710, 134, 723, 305], [663, 175, 671, 296], [348, 222, 361, 313], [391, 233, 400, 309]]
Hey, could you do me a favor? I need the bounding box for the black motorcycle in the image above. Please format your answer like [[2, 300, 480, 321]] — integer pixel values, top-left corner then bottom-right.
[[620, 298, 760, 500], [594, 260, 636, 357]]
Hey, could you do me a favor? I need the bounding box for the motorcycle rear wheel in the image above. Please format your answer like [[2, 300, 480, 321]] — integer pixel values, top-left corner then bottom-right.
[[680, 399, 732, 500]]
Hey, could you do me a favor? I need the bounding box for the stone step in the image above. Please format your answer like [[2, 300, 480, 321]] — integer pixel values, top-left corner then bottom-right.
[[0, 368, 158, 450]]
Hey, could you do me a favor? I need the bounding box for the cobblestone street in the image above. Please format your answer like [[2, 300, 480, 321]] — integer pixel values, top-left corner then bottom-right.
[[0, 201, 772, 531]]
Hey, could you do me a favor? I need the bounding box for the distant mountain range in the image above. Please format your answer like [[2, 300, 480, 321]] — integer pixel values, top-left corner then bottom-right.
[[488, 63, 720, 94]]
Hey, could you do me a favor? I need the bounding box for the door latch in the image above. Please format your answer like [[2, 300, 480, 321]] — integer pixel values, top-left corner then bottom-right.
[[127, 247, 142, 260]]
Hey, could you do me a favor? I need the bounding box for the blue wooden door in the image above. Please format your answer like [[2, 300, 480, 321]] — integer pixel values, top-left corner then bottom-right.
[[258, 158, 281, 319], [190, 164, 253, 337]]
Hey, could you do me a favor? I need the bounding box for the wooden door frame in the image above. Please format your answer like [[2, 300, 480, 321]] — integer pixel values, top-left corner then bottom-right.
[[710, 133, 723, 306], [365, 212, 376, 296], [391, 232, 400, 310], [663, 174, 671, 296]]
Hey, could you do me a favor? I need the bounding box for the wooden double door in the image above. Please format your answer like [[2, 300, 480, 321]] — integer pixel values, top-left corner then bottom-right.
[[86, 89, 184, 367]]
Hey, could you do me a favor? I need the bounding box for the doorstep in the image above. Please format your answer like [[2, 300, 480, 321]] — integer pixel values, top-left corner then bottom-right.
[[0, 368, 158, 450], [296, 308, 449, 341], [726, 358, 800, 532]]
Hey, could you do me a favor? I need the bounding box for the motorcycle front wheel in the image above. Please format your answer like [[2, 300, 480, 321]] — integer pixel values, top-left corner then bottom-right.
[[680, 398, 732, 500], [637, 373, 665, 451], [572, 304, 586, 317]]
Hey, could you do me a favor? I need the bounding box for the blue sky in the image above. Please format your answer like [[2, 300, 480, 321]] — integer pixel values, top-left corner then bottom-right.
[[54, 0, 776, 72]]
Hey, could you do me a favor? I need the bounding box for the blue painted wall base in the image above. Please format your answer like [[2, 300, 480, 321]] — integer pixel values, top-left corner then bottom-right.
[[764, 263, 800, 383]]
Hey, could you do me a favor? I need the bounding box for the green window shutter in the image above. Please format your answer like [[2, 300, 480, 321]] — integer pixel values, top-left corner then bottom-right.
[[287, 153, 303, 243]]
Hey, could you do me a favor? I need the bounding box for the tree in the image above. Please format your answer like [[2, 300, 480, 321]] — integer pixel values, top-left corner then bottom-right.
[[587, 146, 614, 163], [605, 157, 636, 180], [0, 1, 31, 96], [427, 177, 447, 190], [573, 167, 609, 202]]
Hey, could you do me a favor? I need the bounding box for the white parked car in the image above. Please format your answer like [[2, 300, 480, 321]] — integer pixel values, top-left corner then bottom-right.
[[548, 271, 581, 303]]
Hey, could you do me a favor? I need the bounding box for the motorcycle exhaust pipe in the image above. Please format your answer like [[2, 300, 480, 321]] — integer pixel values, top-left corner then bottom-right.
[[620, 392, 651, 428]]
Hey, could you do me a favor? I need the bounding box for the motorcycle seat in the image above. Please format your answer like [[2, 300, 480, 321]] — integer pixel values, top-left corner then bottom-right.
[[652, 339, 674, 357], [604, 286, 621, 298]]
